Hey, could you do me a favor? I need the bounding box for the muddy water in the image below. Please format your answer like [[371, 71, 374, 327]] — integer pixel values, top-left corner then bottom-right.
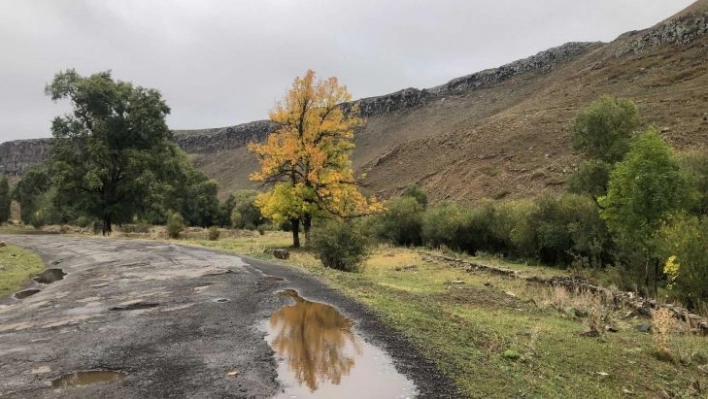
[[51, 371, 126, 388], [264, 289, 416, 399]]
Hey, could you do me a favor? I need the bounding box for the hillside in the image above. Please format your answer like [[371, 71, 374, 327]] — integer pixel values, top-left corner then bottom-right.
[[2, 1, 708, 201]]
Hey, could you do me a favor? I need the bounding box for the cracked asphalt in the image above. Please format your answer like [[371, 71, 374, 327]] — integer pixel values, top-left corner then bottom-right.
[[0, 235, 461, 399]]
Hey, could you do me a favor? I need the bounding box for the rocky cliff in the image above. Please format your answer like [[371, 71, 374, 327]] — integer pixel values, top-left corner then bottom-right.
[[0, 139, 52, 176]]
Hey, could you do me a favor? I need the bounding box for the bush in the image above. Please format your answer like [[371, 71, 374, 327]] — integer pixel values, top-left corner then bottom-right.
[[166, 211, 185, 239], [370, 197, 424, 246], [74, 216, 93, 228], [402, 183, 428, 209], [657, 214, 708, 309], [208, 226, 220, 241], [422, 202, 468, 251], [310, 220, 371, 272]]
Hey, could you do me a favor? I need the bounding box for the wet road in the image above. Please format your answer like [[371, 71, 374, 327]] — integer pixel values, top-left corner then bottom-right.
[[0, 235, 461, 398]]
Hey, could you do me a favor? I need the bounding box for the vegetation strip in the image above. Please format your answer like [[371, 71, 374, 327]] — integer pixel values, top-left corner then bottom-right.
[[429, 253, 708, 335], [0, 243, 44, 298]]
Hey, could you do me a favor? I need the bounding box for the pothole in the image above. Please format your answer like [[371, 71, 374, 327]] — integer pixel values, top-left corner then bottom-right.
[[109, 302, 160, 311], [264, 289, 417, 398], [14, 289, 41, 299], [51, 370, 126, 388], [214, 298, 230, 303], [34, 269, 67, 284]]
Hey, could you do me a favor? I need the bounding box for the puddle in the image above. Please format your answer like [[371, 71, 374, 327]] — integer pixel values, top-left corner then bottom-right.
[[14, 289, 41, 299], [51, 371, 126, 388], [264, 289, 416, 398], [109, 302, 159, 311], [34, 269, 67, 284]]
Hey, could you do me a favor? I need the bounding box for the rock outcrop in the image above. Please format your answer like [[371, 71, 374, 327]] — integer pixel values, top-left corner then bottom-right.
[[0, 138, 52, 176], [347, 42, 599, 117], [614, 5, 708, 56]]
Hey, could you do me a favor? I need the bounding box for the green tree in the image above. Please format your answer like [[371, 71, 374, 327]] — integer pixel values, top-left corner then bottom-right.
[[0, 177, 11, 223], [569, 95, 642, 199], [12, 166, 51, 224], [402, 183, 428, 209], [226, 190, 263, 229], [600, 129, 694, 294], [46, 69, 176, 234], [657, 215, 708, 308], [677, 147, 708, 216]]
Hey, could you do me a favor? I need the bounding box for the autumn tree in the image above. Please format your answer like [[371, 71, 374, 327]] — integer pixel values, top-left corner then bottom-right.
[[249, 70, 378, 247]]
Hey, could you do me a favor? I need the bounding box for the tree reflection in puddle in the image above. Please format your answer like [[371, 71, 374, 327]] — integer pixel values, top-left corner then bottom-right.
[[268, 289, 362, 392]]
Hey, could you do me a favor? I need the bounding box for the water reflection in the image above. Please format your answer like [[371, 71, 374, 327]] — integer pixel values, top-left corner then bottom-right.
[[268, 289, 362, 392]]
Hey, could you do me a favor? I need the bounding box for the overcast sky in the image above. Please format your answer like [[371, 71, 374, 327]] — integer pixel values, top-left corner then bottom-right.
[[0, 0, 695, 142]]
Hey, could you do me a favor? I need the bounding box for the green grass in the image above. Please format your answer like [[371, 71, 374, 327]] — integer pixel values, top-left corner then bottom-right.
[[0, 244, 45, 298], [167, 232, 708, 397]]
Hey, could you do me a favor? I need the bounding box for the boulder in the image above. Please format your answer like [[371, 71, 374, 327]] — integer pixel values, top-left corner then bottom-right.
[[273, 248, 290, 260]]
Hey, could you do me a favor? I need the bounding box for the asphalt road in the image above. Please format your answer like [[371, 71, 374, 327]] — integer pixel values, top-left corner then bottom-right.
[[0, 235, 461, 399]]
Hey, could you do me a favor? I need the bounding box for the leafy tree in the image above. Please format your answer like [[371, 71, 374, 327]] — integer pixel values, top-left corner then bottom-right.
[[12, 166, 51, 224], [569, 96, 642, 199], [571, 95, 641, 163], [46, 69, 175, 234], [144, 143, 220, 227], [567, 159, 611, 201], [402, 183, 428, 209], [600, 129, 694, 293], [226, 190, 263, 229], [657, 215, 708, 308], [677, 147, 708, 216], [249, 70, 379, 247], [0, 177, 11, 223]]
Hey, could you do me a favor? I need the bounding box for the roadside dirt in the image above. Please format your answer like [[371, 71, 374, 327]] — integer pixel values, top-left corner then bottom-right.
[[0, 235, 461, 398]]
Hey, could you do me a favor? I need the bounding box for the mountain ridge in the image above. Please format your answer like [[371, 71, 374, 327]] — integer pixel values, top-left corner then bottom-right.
[[2, 0, 708, 201]]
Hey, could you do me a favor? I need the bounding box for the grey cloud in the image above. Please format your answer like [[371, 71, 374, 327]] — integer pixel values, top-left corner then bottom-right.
[[0, 0, 695, 142]]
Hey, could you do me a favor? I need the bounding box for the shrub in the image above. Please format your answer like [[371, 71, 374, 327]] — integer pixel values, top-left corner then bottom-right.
[[310, 220, 371, 272], [402, 183, 428, 209], [166, 211, 185, 239], [422, 202, 469, 251], [656, 215, 708, 309], [208, 226, 220, 241], [74, 216, 92, 228], [370, 197, 424, 246]]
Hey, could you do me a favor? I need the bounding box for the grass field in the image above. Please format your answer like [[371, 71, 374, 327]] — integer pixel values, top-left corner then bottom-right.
[[0, 243, 44, 298], [184, 231, 708, 398]]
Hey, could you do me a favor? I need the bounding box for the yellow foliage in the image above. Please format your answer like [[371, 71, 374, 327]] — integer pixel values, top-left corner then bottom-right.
[[663, 255, 680, 289], [249, 70, 380, 222]]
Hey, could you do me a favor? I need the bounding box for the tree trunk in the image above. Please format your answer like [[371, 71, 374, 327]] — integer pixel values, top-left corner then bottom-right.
[[303, 213, 312, 247], [291, 218, 300, 248], [103, 213, 112, 236]]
